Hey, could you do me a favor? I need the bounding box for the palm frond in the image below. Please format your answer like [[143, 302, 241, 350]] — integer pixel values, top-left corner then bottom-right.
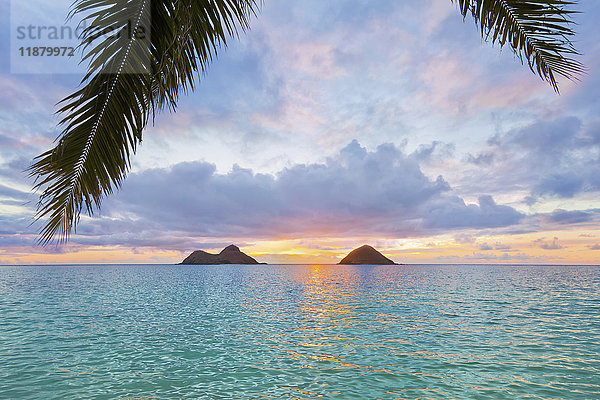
[[30, 0, 258, 244], [454, 0, 583, 91]]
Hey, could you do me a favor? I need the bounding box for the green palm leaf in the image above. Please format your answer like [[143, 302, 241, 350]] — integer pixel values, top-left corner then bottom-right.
[[454, 0, 583, 91], [30, 0, 257, 244]]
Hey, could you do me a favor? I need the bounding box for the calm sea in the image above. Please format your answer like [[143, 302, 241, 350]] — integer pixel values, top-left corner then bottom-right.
[[0, 264, 599, 399]]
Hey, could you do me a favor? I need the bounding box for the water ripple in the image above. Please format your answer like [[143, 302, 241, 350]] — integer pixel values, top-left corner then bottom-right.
[[0, 264, 599, 399]]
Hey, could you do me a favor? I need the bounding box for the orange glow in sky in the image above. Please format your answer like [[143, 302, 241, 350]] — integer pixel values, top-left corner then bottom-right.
[[2, 228, 599, 265]]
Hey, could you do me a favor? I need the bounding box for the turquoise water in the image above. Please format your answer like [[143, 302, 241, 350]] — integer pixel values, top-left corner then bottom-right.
[[0, 264, 599, 399]]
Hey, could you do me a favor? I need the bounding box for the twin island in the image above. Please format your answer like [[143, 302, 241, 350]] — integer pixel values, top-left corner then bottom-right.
[[180, 244, 398, 265]]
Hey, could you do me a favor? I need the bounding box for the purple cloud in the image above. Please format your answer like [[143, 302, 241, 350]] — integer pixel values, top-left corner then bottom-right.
[[478, 243, 493, 251], [534, 237, 563, 250], [547, 209, 595, 224], [71, 141, 525, 248], [461, 117, 600, 201]]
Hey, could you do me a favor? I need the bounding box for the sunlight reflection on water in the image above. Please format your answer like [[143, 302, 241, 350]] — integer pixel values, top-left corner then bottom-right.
[[0, 264, 599, 399]]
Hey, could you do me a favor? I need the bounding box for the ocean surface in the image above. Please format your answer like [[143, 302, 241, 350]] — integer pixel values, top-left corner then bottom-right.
[[0, 264, 599, 399]]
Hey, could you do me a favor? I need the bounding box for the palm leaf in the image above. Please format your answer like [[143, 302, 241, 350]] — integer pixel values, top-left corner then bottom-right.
[[30, 0, 258, 244], [453, 0, 583, 91]]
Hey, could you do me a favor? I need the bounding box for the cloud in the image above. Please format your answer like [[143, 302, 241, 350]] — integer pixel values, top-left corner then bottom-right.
[[0, 184, 30, 201], [494, 242, 512, 251], [466, 152, 494, 166], [535, 173, 585, 198], [424, 195, 523, 229], [547, 209, 595, 224], [534, 237, 563, 250], [411, 141, 455, 162], [72, 141, 525, 248], [460, 117, 600, 201], [504, 117, 582, 157], [588, 244, 600, 250], [454, 234, 476, 244], [478, 242, 493, 251]]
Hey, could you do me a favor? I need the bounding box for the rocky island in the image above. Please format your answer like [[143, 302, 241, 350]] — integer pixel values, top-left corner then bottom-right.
[[180, 245, 263, 265], [338, 244, 398, 265]]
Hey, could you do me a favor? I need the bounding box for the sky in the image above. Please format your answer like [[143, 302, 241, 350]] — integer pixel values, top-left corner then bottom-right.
[[1, 0, 600, 264]]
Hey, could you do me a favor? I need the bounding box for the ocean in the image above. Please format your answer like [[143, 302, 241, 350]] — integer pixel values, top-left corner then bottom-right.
[[0, 264, 598, 399]]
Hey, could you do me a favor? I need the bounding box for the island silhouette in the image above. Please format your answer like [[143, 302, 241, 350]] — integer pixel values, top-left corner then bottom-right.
[[180, 245, 261, 265], [180, 244, 398, 265], [338, 244, 397, 265]]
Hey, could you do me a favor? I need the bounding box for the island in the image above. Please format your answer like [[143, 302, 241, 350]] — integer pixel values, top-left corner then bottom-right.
[[338, 244, 398, 265], [180, 245, 264, 265]]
